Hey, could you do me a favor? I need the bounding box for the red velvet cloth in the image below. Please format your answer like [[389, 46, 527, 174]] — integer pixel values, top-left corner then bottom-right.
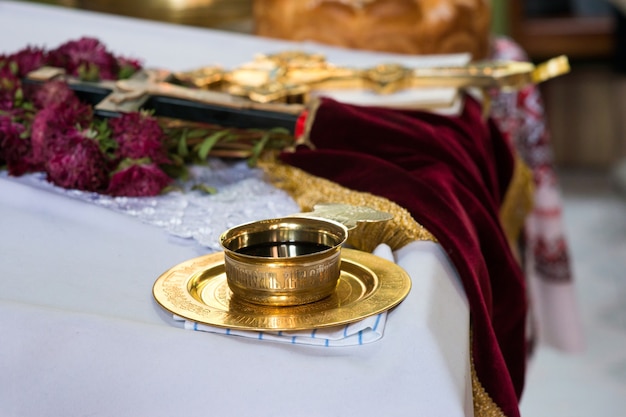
[[280, 97, 527, 417]]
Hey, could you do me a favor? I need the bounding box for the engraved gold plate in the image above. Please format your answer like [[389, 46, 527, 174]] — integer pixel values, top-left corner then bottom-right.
[[153, 248, 411, 331]]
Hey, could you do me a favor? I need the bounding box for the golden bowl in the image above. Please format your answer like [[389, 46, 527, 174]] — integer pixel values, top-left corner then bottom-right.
[[219, 216, 348, 306]]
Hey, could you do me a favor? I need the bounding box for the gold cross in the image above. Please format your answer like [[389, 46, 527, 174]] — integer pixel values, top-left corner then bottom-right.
[[26, 51, 570, 116], [95, 68, 302, 115], [174, 51, 570, 105]]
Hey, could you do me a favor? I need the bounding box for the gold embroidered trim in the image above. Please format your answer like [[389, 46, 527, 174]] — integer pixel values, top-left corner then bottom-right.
[[259, 160, 436, 252], [499, 156, 534, 263], [471, 331, 509, 417]]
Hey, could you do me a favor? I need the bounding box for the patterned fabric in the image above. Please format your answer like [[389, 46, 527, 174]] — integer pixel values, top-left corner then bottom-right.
[[176, 310, 387, 346], [489, 37, 584, 352]]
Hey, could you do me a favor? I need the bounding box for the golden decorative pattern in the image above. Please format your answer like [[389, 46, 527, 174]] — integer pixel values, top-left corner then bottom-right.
[[173, 50, 569, 105], [259, 160, 437, 252], [471, 361, 508, 417], [299, 202, 394, 230], [219, 216, 347, 306], [153, 248, 411, 331], [222, 52, 570, 104], [470, 331, 509, 417], [499, 156, 535, 263]]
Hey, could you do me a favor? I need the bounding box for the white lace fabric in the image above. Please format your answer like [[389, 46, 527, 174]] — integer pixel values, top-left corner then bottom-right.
[[3, 159, 301, 252]]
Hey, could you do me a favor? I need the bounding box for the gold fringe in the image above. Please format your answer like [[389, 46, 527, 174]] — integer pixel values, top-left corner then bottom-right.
[[471, 330, 509, 417], [259, 159, 436, 252], [499, 156, 535, 263]]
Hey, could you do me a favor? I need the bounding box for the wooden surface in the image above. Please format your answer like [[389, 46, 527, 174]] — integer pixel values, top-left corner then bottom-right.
[[543, 64, 626, 170], [507, 0, 622, 170], [509, 0, 615, 59]]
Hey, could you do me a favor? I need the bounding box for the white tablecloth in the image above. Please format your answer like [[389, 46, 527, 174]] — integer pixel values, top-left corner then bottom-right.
[[0, 2, 472, 416]]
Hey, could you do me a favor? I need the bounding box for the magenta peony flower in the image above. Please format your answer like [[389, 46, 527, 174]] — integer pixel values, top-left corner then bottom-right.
[[106, 161, 172, 197], [0, 40, 162, 197], [31, 80, 82, 109], [45, 127, 109, 192], [47, 37, 119, 81], [117, 56, 143, 79], [30, 97, 93, 165], [0, 65, 21, 111], [109, 112, 169, 164], [3, 46, 47, 77], [0, 114, 37, 175]]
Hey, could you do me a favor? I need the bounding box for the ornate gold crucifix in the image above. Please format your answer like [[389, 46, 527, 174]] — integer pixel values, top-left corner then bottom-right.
[[173, 51, 570, 105], [27, 51, 570, 120]]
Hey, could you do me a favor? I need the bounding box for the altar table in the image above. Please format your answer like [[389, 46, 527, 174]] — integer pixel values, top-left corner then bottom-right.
[[0, 2, 472, 416]]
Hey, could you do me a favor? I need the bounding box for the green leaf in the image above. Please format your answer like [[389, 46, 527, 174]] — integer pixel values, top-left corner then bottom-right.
[[13, 87, 23, 104], [268, 127, 290, 135], [78, 63, 100, 82], [92, 119, 117, 157], [198, 130, 229, 160], [186, 129, 212, 139], [191, 183, 218, 195], [9, 61, 18, 76], [20, 101, 35, 112], [139, 108, 156, 118], [160, 184, 183, 194], [118, 65, 138, 80], [169, 153, 185, 165], [177, 130, 189, 157], [161, 162, 189, 182], [247, 131, 272, 167]]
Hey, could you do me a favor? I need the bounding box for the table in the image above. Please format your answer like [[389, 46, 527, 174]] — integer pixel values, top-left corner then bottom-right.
[[0, 2, 472, 416]]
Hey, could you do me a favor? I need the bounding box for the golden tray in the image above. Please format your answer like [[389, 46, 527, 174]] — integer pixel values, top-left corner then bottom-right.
[[152, 248, 411, 331]]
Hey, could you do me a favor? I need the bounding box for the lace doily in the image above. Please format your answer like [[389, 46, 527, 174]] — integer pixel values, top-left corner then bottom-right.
[[4, 159, 301, 252]]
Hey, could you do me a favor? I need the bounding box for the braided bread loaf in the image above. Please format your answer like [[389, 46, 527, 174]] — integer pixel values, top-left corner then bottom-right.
[[253, 0, 491, 60]]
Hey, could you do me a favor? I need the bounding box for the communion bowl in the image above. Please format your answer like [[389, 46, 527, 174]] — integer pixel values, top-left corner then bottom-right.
[[219, 216, 348, 306]]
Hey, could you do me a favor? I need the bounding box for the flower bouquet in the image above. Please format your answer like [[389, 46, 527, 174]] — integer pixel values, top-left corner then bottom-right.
[[0, 37, 295, 197]]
